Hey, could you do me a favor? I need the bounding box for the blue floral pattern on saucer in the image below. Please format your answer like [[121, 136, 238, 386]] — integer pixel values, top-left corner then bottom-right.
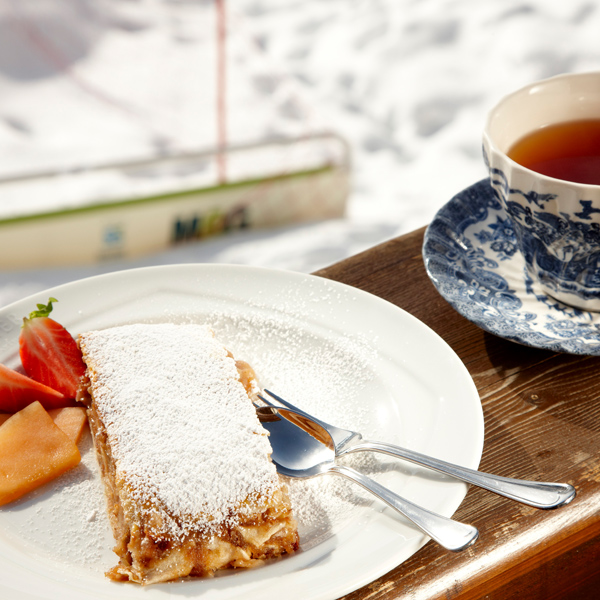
[[423, 179, 600, 355]]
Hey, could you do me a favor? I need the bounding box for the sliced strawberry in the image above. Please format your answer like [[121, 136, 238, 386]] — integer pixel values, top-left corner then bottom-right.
[[19, 298, 86, 399], [0, 363, 71, 412]]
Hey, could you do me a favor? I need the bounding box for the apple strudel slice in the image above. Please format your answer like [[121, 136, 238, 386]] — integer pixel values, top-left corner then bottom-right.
[[77, 323, 298, 585]]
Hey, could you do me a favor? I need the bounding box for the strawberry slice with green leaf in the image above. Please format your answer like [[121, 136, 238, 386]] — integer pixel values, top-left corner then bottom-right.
[[19, 298, 86, 399], [0, 363, 70, 412]]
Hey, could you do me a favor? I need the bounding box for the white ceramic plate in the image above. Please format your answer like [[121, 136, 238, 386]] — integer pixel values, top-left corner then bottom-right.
[[0, 264, 483, 600]]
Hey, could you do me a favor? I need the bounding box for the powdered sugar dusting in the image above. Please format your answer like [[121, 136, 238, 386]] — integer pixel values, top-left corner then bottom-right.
[[195, 306, 388, 549], [3, 431, 113, 573], [1, 282, 402, 571], [79, 323, 280, 539]]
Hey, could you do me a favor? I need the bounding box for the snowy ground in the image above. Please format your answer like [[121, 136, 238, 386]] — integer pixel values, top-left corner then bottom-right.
[[1, 0, 600, 305]]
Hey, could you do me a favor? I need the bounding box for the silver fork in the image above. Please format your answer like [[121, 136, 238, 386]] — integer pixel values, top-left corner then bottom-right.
[[256, 403, 479, 552], [258, 389, 576, 510]]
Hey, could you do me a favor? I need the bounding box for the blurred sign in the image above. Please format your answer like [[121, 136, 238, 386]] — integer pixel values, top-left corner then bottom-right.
[[0, 134, 349, 268]]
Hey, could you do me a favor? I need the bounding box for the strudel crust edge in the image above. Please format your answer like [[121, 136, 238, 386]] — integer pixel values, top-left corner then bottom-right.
[[77, 323, 299, 585]]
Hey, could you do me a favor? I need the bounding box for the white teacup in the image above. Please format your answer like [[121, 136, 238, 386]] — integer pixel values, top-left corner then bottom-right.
[[483, 71, 600, 312]]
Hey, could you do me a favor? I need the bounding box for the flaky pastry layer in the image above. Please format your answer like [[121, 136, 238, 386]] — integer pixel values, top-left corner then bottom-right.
[[78, 324, 298, 585]]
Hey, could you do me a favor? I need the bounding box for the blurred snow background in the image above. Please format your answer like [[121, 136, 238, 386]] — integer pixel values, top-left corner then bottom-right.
[[1, 0, 600, 305]]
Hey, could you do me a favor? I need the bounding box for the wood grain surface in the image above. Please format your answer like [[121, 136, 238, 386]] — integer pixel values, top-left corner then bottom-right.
[[315, 227, 600, 600]]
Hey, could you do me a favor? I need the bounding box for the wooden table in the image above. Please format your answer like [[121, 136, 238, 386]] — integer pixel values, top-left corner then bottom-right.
[[315, 227, 600, 600]]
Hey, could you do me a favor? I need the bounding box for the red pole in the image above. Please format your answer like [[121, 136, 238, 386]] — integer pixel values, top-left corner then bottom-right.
[[216, 0, 227, 184]]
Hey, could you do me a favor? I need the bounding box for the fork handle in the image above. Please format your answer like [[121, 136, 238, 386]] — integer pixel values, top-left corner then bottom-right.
[[341, 441, 576, 509], [330, 464, 478, 552]]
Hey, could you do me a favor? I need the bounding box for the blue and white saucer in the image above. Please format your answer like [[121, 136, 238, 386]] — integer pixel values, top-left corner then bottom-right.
[[423, 179, 600, 355]]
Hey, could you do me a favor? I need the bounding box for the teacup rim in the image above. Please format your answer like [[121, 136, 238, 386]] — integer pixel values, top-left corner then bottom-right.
[[483, 70, 600, 192], [483, 130, 600, 193]]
